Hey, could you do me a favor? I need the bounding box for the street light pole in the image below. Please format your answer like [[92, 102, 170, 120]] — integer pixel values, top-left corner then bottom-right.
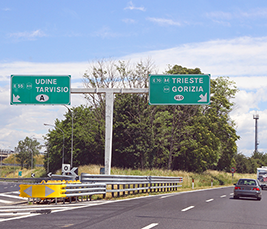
[[44, 123, 65, 166], [63, 105, 73, 168], [253, 114, 259, 152]]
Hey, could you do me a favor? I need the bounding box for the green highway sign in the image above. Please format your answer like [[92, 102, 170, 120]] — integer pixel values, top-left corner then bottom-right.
[[10, 75, 71, 105], [149, 74, 210, 105]]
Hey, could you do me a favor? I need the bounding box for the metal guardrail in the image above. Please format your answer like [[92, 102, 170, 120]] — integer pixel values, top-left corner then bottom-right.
[[0, 177, 51, 183], [16, 174, 183, 204], [80, 173, 183, 197], [0, 174, 77, 183], [19, 180, 107, 204], [64, 183, 106, 197], [1, 163, 43, 167]]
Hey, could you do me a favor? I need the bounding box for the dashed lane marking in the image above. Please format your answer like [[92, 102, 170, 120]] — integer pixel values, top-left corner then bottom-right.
[[181, 206, 195, 212], [142, 223, 159, 229]]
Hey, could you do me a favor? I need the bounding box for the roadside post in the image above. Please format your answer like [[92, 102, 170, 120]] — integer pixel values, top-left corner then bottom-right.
[[231, 167, 236, 183], [192, 178, 194, 189]]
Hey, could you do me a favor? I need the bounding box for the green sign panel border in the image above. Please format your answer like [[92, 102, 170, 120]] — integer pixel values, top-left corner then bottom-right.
[[149, 74, 210, 105], [10, 75, 71, 105]]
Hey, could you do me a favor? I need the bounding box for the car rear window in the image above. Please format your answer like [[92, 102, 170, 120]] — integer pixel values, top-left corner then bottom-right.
[[238, 180, 256, 185]]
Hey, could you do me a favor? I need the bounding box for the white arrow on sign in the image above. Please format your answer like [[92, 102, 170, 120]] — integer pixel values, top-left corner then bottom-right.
[[198, 93, 207, 102], [70, 167, 78, 176], [13, 94, 21, 102]]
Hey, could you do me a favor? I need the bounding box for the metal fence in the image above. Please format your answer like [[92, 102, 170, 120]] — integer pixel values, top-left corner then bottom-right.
[[80, 173, 183, 197], [15, 174, 183, 204]]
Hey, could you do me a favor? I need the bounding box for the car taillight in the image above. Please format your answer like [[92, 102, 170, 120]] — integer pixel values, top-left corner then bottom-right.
[[253, 187, 260, 191], [235, 186, 241, 190]]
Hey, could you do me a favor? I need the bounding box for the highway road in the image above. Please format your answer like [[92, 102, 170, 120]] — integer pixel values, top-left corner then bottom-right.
[[0, 184, 266, 229]]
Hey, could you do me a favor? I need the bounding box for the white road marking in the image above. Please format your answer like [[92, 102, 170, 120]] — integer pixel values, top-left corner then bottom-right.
[[142, 223, 159, 229], [206, 199, 214, 203], [160, 194, 176, 199], [0, 193, 25, 200], [0, 199, 13, 204], [0, 212, 31, 216], [181, 206, 195, 212], [220, 195, 226, 198]]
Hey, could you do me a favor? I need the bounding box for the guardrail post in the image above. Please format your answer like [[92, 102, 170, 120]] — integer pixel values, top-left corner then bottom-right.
[[112, 184, 114, 197], [117, 185, 120, 197], [148, 176, 151, 193], [123, 184, 126, 196]]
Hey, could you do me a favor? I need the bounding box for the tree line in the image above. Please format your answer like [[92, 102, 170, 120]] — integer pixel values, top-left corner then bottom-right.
[[14, 60, 263, 174]]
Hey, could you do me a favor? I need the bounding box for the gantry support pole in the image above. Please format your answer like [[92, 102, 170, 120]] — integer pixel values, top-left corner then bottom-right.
[[71, 88, 148, 175]]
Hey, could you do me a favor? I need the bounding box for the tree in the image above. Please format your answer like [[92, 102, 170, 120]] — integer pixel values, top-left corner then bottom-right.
[[83, 59, 156, 170], [44, 105, 104, 173], [207, 77, 239, 171], [15, 137, 41, 169], [45, 61, 240, 173]]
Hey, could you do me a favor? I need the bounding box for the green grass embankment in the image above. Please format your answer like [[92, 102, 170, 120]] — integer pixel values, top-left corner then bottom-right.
[[0, 161, 257, 199]]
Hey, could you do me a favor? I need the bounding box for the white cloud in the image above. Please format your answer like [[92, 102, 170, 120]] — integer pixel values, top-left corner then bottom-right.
[[2, 8, 11, 11], [92, 27, 121, 39], [123, 36, 267, 78], [122, 18, 136, 24], [206, 11, 233, 20], [9, 29, 46, 40], [206, 8, 267, 25], [0, 61, 88, 84], [124, 1, 145, 11], [2, 36, 267, 156], [147, 17, 181, 26], [239, 8, 267, 18]]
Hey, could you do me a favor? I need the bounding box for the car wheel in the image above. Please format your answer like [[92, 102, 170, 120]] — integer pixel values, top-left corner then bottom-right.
[[233, 195, 239, 199], [257, 197, 262, 201]]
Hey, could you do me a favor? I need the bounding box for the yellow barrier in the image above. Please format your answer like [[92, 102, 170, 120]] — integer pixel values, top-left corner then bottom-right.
[[19, 180, 81, 198]]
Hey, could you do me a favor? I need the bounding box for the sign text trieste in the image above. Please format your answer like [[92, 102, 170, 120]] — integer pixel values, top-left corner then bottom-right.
[[10, 75, 71, 105], [149, 74, 210, 105]]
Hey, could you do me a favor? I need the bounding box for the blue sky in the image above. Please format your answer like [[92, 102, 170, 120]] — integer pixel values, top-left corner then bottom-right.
[[2, 0, 267, 63], [1, 0, 267, 158]]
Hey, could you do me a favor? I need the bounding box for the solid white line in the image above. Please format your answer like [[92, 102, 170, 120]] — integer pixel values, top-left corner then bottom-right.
[[206, 199, 214, 203], [220, 195, 226, 198], [181, 206, 195, 212], [0, 213, 40, 222], [0, 193, 25, 200], [0, 212, 31, 216], [0, 199, 13, 204], [142, 223, 159, 229]]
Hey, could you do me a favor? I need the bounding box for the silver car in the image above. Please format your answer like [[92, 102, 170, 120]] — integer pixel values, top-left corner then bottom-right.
[[233, 178, 262, 200]]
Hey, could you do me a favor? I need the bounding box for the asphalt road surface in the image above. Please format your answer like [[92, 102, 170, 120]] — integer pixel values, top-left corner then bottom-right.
[[0, 185, 266, 229]]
